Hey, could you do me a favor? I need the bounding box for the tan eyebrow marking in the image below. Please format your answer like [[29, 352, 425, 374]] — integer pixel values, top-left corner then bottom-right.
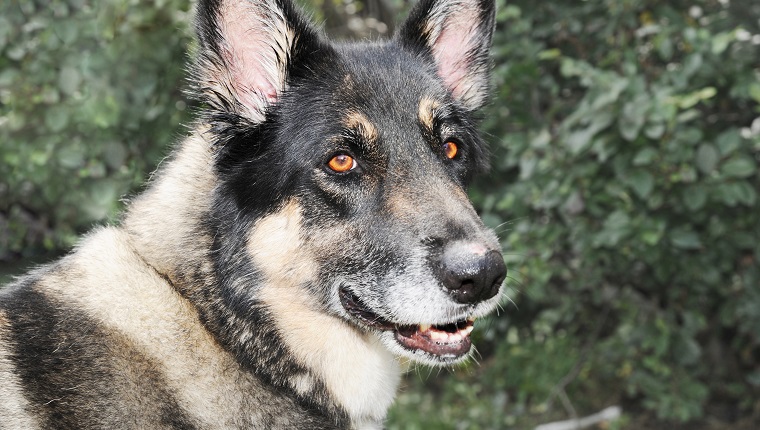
[[343, 110, 378, 143], [418, 96, 441, 133]]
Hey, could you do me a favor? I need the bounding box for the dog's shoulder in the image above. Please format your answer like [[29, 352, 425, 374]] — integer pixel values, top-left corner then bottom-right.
[[0, 228, 202, 428], [0, 226, 343, 428]]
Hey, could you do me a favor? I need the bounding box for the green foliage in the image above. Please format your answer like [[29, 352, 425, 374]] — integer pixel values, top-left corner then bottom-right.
[[0, 0, 193, 259], [392, 0, 760, 427], [2, 0, 760, 428]]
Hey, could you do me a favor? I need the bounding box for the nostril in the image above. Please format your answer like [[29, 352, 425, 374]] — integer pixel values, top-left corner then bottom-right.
[[457, 280, 474, 291], [438, 244, 506, 304]]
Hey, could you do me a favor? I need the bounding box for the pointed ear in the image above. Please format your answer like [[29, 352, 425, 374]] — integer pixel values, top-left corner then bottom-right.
[[193, 0, 321, 122], [397, 0, 496, 111]]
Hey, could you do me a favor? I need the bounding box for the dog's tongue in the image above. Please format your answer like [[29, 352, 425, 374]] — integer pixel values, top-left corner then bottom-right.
[[394, 320, 474, 357]]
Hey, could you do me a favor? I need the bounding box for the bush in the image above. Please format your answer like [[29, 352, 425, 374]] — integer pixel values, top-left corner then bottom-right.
[[389, 0, 760, 427], [0, 0, 192, 260], [3, 0, 759, 428]]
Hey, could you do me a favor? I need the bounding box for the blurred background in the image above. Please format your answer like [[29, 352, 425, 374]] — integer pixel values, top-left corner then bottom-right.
[[1, 0, 759, 428]]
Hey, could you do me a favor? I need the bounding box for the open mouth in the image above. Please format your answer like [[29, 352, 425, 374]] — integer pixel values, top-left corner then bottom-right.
[[339, 288, 474, 359]]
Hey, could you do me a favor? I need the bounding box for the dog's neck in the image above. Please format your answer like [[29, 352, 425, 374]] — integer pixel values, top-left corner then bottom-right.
[[123, 130, 217, 285], [123, 130, 401, 428]]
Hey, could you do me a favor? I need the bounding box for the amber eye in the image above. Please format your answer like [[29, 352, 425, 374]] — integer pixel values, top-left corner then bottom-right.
[[443, 141, 458, 159], [327, 154, 356, 173]]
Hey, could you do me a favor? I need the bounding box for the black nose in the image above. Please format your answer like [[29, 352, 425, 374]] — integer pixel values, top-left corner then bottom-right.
[[437, 242, 506, 304]]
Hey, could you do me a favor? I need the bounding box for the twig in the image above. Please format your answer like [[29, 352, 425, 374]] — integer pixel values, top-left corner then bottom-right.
[[534, 406, 622, 430]]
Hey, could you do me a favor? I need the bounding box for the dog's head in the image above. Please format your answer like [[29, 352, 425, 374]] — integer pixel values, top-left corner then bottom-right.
[[195, 0, 504, 366]]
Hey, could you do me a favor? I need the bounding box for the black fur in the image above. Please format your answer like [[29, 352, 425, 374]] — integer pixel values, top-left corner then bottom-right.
[[1, 0, 501, 427], [0, 278, 199, 429], [189, 0, 497, 417]]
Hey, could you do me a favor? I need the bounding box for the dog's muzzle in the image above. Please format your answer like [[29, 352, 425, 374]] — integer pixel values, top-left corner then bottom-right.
[[338, 288, 476, 358], [337, 241, 505, 360]]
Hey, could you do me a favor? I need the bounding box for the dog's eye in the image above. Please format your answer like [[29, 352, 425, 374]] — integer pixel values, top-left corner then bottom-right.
[[443, 141, 458, 159], [327, 153, 357, 173]]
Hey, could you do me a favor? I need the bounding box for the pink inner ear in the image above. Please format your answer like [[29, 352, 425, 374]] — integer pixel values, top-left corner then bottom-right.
[[219, 1, 284, 116], [432, 12, 478, 100], [223, 39, 279, 108]]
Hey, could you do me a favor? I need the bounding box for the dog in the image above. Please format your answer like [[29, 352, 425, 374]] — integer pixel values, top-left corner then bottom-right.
[[0, 0, 505, 428]]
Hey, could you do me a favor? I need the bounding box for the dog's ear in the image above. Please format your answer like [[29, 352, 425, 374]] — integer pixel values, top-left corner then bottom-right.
[[194, 0, 321, 122], [396, 0, 495, 111]]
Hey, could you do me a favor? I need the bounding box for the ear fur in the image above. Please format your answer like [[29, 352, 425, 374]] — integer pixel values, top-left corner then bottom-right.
[[193, 0, 321, 122], [396, 0, 496, 111]]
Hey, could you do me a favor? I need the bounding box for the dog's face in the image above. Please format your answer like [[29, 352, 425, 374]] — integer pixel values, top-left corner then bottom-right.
[[196, 0, 504, 366]]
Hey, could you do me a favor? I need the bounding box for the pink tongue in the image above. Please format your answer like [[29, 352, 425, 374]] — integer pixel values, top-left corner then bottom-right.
[[394, 325, 472, 357]]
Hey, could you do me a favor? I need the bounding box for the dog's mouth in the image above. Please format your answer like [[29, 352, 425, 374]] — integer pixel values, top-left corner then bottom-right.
[[338, 288, 474, 359]]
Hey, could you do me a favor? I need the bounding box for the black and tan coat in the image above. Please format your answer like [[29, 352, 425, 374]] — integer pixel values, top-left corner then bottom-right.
[[0, 0, 505, 428]]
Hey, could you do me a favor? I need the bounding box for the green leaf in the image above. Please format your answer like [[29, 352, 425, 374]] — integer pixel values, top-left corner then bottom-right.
[[103, 141, 128, 170], [57, 143, 86, 169], [748, 370, 760, 387], [677, 109, 700, 123], [641, 230, 662, 246], [590, 77, 629, 111], [83, 181, 120, 220], [670, 228, 702, 250], [673, 334, 701, 366], [657, 36, 673, 61], [0, 17, 10, 49], [735, 182, 757, 206], [711, 31, 734, 54], [720, 182, 758, 206], [58, 66, 81, 96], [716, 129, 742, 156], [56, 20, 80, 45], [593, 211, 632, 248], [628, 170, 654, 199], [721, 156, 757, 178], [695, 144, 719, 174], [644, 122, 666, 139], [530, 129, 551, 149], [565, 112, 613, 154], [518, 153, 537, 180], [565, 128, 594, 154], [683, 186, 707, 211], [44, 107, 69, 133], [538, 49, 561, 60], [640, 219, 665, 246], [633, 148, 658, 166], [749, 82, 760, 104], [619, 95, 650, 141], [680, 127, 704, 146], [682, 53, 703, 78], [673, 87, 717, 110]]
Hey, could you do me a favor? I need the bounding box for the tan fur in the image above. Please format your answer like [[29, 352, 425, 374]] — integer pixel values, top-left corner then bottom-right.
[[39, 227, 275, 427], [0, 313, 42, 430], [258, 285, 400, 429], [0, 130, 386, 428], [388, 175, 476, 218], [246, 200, 317, 284], [123, 130, 217, 294], [249, 203, 401, 429], [418, 96, 440, 132], [344, 110, 379, 143], [0, 0, 502, 427], [289, 373, 315, 397]]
